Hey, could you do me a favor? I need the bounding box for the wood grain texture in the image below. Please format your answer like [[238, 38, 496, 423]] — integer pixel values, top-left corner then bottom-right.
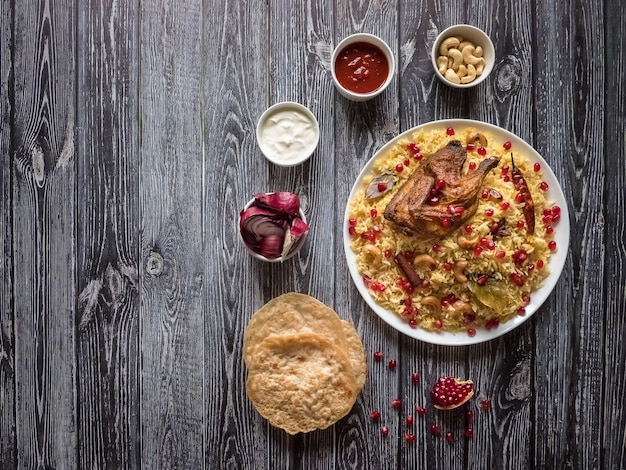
[[533, 0, 606, 468], [0, 0, 16, 466], [75, 0, 141, 468], [1, 0, 625, 468], [602, 0, 626, 467], [139, 0, 205, 468], [9, 0, 77, 468]]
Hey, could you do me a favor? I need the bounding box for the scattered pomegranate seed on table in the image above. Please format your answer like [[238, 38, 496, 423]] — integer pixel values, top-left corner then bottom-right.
[[465, 428, 474, 438], [411, 373, 420, 383], [416, 406, 426, 416], [391, 398, 402, 409], [431, 424, 441, 435], [381, 426, 389, 437], [370, 410, 381, 420], [446, 432, 454, 442], [388, 359, 397, 370], [406, 415, 414, 427], [481, 399, 492, 411], [405, 433, 416, 443]]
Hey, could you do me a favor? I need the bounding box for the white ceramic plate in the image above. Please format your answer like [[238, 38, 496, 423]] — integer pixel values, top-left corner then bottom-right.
[[343, 119, 569, 346]]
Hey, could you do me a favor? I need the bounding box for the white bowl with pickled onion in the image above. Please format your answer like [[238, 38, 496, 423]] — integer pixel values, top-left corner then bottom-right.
[[239, 192, 310, 262], [256, 102, 319, 167]]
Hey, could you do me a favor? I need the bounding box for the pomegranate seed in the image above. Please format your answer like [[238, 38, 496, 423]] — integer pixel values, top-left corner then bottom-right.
[[515, 193, 525, 204], [432, 244, 442, 253], [421, 279, 431, 288], [446, 432, 454, 442], [503, 141, 512, 150], [465, 428, 474, 438], [533, 162, 541, 172], [377, 182, 388, 193], [446, 127, 455, 136], [546, 225, 554, 234], [527, 263, 535, 271], [464, 225, 473, 234], [552, 213, 561, 223], [468, 161, 477, 170], [536, 259, 545, 269], [552, 205, 561, 215], [416, 406, 426, 416], [443, 262, 453, 271], [441, 218, 451, 228], [477, 275, 488, 285], [516, 220, 525, 229], [478, 147, 487, 156], [406, 415, 414, 426], [542, 214, 553, 224], [510, 272, 524, 287], [503, 175, 510, 182], [435, 319, 443, 330], [523, 294, 531, 304], [408, 143, 420, 154], [388, 359, 397, 370], [486, 318, 500, 330], [396, 163, 404, 173], [485, 208, 494, 217], [481, 400, 491, 411], [404, 158, 410, 167], [411, 373, 420, 383], [540, 181, 549, 191], [473, 246, 484, 257], [370, 208, 378, 218], [348, 226, 356, 236], [373, 351, 383, 361], [370, 410, 381, 420], [496, 250, 506, 259], [435, 179, 446, 190], [408, 319, 418, 328], [392, 398, 402, 409], [501, 164, 510, 175], [548, 240, 557, 251], [362, 275, 372, 287], [405, 433, 415, 443], [431, 424, 441, 435], [481, 189, 489, 199], [384, 249, 392, 258], [466, 143, 475, 151], [349, 218, 357, 226], [381, 426, 389, 437], [501, 202, 510, 211], [517, 307, 527, 316]]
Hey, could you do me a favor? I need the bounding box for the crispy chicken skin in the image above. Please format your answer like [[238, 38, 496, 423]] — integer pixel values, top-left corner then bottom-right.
[[383, 140, 500, 238]]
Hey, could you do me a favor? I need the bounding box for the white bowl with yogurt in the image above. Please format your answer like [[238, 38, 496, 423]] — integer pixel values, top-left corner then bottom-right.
[[256, 102, 320, 167]]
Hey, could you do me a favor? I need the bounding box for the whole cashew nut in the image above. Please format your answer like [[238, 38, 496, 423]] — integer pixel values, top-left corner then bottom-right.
[[457, 234, 480, 249], [444, 68, 461, 84], [452, 300, 473, 314], [421, 296, 442, 315], [439, 37, 461, 55], [475, 58, 486, 76], [447, 48, 463, 71], [466, 129, 488, 148], [461, 64, 477, 84], [461, 45, 482, 65], [413, 254, 437, 270], [437, 56, 448, 74], [454, 260, 469, 283]]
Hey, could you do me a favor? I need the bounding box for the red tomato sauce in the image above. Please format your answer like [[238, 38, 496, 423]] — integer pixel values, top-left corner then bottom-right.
[[334, 42, 390, 94]]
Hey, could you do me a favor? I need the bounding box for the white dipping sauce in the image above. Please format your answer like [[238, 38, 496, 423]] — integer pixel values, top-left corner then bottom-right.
[[257, 104, 319, 166]]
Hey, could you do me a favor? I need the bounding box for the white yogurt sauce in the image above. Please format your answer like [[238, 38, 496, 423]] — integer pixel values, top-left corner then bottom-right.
[[258, 105, 319, 165]]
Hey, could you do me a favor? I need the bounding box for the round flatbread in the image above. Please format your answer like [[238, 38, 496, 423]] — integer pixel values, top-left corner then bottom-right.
[[243, 293, 347, 363], [246, 332, 358, 435]]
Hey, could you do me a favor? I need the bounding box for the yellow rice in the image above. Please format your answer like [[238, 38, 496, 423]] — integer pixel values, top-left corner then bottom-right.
[[348, 125, 557, 334]]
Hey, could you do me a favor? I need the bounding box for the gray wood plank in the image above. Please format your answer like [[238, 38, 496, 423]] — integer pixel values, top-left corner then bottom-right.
[[139, 1, 205, 468], [201, 0, 272, 467], [0, 0, 16, 467], [602, 0, 626, 467], [75, 0, 141, 468], [533, 0, 606, 468], [9, 0, 77, 468]]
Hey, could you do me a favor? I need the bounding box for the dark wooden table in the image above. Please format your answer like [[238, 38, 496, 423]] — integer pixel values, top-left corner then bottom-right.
[[2, 1, 624, 469]]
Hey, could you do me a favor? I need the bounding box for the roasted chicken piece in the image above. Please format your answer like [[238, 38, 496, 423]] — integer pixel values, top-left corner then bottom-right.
[[384, 140, 500, 238]]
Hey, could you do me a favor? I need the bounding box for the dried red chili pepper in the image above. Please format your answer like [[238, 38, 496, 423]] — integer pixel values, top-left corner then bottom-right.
[[511, 154, 535, 234]]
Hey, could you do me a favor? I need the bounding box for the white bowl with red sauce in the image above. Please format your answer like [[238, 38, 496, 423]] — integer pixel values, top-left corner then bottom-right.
[[331, 33, 395, 102]]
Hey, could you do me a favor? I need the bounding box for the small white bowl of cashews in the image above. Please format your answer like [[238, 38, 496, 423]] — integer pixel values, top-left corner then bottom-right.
[[432, 24, 495, 88]]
